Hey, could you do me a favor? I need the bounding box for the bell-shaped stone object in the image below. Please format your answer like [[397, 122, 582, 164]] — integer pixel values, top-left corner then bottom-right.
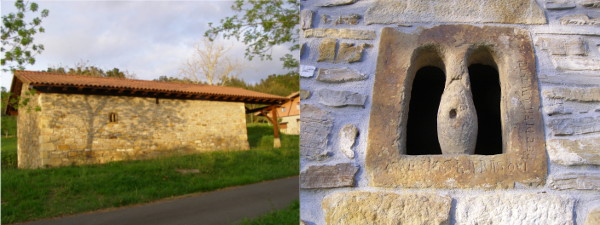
[[437, 81, 478, 155]]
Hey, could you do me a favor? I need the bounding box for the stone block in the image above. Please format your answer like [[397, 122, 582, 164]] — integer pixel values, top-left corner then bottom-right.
[[586, 207, 600, 225], [316, 67, 367, 83], [317, 38, 337, 63], [549, 173, 600, 190], [537, 37, 587, 56], [545, 1, 576, 9], [318, 0, 356, 7], [322, 192, 451, 225], [547, 137, 600, 166], [339, 124, 358, 159], [334, 14, 361, 25], [364, 0, 546, 25], [335, 43, 368, 63], [560, 14, 600, 25], [299, 89, 311, 100], [581, 0, 600, 8], [300, 104, 333, 161], [548, 116, 600, 136], [300, 163, 358, 189], [300, 9, 313, 30], [456, 193, 574, 225], [304, 29, 376, 40], [317, 89, 366, 107], [300, 65, 316, 78], [542, 87, 600, 102], [551, 57, 600, 71]]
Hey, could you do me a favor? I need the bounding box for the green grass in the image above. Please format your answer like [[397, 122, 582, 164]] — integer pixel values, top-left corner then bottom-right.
[[239, 200, 299, 225], [1, 124, 299, 224]]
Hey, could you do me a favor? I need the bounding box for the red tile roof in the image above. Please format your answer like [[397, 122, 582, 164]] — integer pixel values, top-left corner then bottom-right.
[[12, 71, 288, 104]]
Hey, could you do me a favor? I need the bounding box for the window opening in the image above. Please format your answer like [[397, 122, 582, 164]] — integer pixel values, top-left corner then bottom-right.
[[109, 112, 118, 123], [469, 64, 502, 155]]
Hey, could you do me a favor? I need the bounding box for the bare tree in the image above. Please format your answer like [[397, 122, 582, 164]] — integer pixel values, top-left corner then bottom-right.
[[179, 38, 243, 86]]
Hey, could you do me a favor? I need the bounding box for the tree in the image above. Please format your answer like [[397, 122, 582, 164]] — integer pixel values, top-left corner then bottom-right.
[[205, 0, 299, 70], [1, 0, 49, 71], [179, 38, 243, 86], [46, 61, 137, 79]]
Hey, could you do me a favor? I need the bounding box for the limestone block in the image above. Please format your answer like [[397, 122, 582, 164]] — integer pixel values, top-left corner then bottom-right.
[[581, 0, 600, 8], [552, 57, 600, 71], [549, 173, 600, 190], [300, 9, 313, 30], [586, 207, 600, 225], [334, 14, 360, 25], [456, 193, 574, 225], [545, 1, 576, 9], [536, 37, 587, 56], [304, 29, 376, 40], [365, 0, 546, 25], [300, 163, 357, 189], [322, 192, 451, 225], [548, 116, 600, 136], [318, 0, 356, 7], [300, 104, 333, 160], [316, 67, 367, 83], [542, 87, 600, 102], [299, 89, 311, 100], [335, 43, 368, 63], [339, 124, 358, 159], [547, 137, 600, 166], [300, 65, 316, 78], [317, 89, 366, 107], [317, 38, 337, 63], [560, 14, 600, 25]]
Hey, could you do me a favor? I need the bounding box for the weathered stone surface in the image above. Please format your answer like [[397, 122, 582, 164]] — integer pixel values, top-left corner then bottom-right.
[[300, 163, 357, 189], [536, 37, 587, 56], [322, 192, 451, 225], [317, 38, 337, 62], [300, 104, 333, 160], [545, 1, 576, 9], [581, 0, 600, 8], [318, 0, 356, 7], [334, 14, 360, 25], [560, 14, 600, 25], [300, 9, 313, 30], [552, 57, 600, 71], [299, 89, 311, 100], [547, 137, 600, 166], [437, 81, 478, 155], [456, 193, 574, 225], [367, 25, 546, 188], [335, 43, 368, 63], [339, 124, 358, 159], [317, 89, 366, 107], [316, 67, 367, 83], [365, 0, 546, 25], [586, 207, 600, 225], [300, 65, 316, 78], [548, 116, 600, 136], [549, 173, 600, 190], [542, 87, 600, 102], [304, 29, 376, 40], [321, 15, 332, 24]]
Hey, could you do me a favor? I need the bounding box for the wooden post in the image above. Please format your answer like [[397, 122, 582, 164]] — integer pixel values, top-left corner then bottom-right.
[[270, 106, 281, 148]]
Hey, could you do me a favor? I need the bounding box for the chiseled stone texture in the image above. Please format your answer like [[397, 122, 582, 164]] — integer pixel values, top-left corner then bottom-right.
[[536, 37, 587, 56], [318, 38, 337, 62], [19, 90, 249, 169], [316, 67, 367, 83], [300, 104, 333, 160], [581, 0, 600, 8], [548, 116, 600, 136], [318, 0, 356, 7], [545, 1, 576, 10], [299, 89, 311, 100], [543, 87, 600, 102], [551, 56, 600, 71], [334, 14, 360, 25], [317, 89, 367, 107], [549, 173, 600, 191], [300, 163, 358, 189], [339, 124, 358, 159], [365, 0, 546, 25], [336, 43, 368, 63], [322, 192, 451, 225], [456, 193, 574, 225], [300, 9, 313, 30], [547, 137, 600, 166], [560, 14, 600, 25], [304, 29, 376, 40], [586, 207, 600, 225]]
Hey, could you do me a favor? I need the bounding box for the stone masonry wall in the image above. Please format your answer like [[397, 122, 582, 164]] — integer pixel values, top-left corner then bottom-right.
[[300, 0, 600, 224], [18, 89, 249, 169]]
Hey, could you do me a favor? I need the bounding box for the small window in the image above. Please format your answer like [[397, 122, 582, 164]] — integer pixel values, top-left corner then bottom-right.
[[109, 112, 118, 123], [281, 107, 286, 112]]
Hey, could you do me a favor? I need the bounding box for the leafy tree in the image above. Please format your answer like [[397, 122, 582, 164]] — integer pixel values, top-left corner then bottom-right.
[[154, 75, 196, 84], [1, 0, 49, 71], [46, 61, 136, 79], [249, 71, 299, 96], [205, 0, 299, 70]]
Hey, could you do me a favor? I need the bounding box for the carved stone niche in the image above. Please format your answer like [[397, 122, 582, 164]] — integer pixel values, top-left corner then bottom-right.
[[366, 25, 547, 189]]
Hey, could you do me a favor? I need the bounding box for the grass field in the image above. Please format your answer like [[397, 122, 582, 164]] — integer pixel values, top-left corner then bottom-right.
[[1, 120, 299, 224]]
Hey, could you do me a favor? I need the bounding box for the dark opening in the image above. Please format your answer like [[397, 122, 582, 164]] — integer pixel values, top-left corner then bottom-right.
[[109, 112, 118, 123], [469, 64, 503, 155], [406, 66, 445, 155]]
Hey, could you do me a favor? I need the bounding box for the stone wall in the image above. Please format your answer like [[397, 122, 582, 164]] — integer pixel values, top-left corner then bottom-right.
[[300, 0, 600, 224], [281, 115, 300, 135], [18, 88, 249, 168]]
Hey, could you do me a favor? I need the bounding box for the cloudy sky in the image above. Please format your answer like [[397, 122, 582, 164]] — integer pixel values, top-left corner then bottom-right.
[[1, 0, 294, 89]]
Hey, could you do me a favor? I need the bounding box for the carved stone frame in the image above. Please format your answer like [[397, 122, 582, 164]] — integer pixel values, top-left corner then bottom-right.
[[366, 25, 547, 189]]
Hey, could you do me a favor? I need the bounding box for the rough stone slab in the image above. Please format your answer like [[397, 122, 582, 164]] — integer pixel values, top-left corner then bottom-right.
[[560, 14, 600, 25], [545, 1, 576, 9], [456, 193, 574, 225], [317, 89, 366, 107], [547, 137, 600, 166], [539, 74, 600, 87], [318, 0, 356, 7], [300, 163, 357, 189], [581, 0, 600, 8], [586, 207, 600, 225], [316, 67, 367, 83], [542, 87, 600, 102], [300, 65, 316, 78], [548, 116, 600, 136], [549, 173, 600, 190], [339, 124, 358, 159], [365, 0, 546, 25], [536, 37, 587, 56], [300, 9, 313, 30], [317, 38, 337, 62], [299, 89, 311, 100], [323, 192, 451, 225], [304, 29, 376, 40], [336, 43, 368, 63], [300, 104, 332, 161], [334, 14, 360, 25], [552, 56, 600, 71]]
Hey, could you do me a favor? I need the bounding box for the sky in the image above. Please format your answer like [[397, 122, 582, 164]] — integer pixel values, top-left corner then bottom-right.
[[1, 0, 294, 89]]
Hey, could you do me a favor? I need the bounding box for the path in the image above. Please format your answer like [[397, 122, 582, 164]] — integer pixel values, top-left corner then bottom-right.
[[18, 176, 299, 225]]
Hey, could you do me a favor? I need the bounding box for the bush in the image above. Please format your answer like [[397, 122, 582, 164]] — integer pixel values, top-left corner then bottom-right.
[[1, 115, 17, 137]]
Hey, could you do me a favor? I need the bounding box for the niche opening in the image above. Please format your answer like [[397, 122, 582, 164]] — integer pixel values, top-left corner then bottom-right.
[[469, 64, 502, 155]]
